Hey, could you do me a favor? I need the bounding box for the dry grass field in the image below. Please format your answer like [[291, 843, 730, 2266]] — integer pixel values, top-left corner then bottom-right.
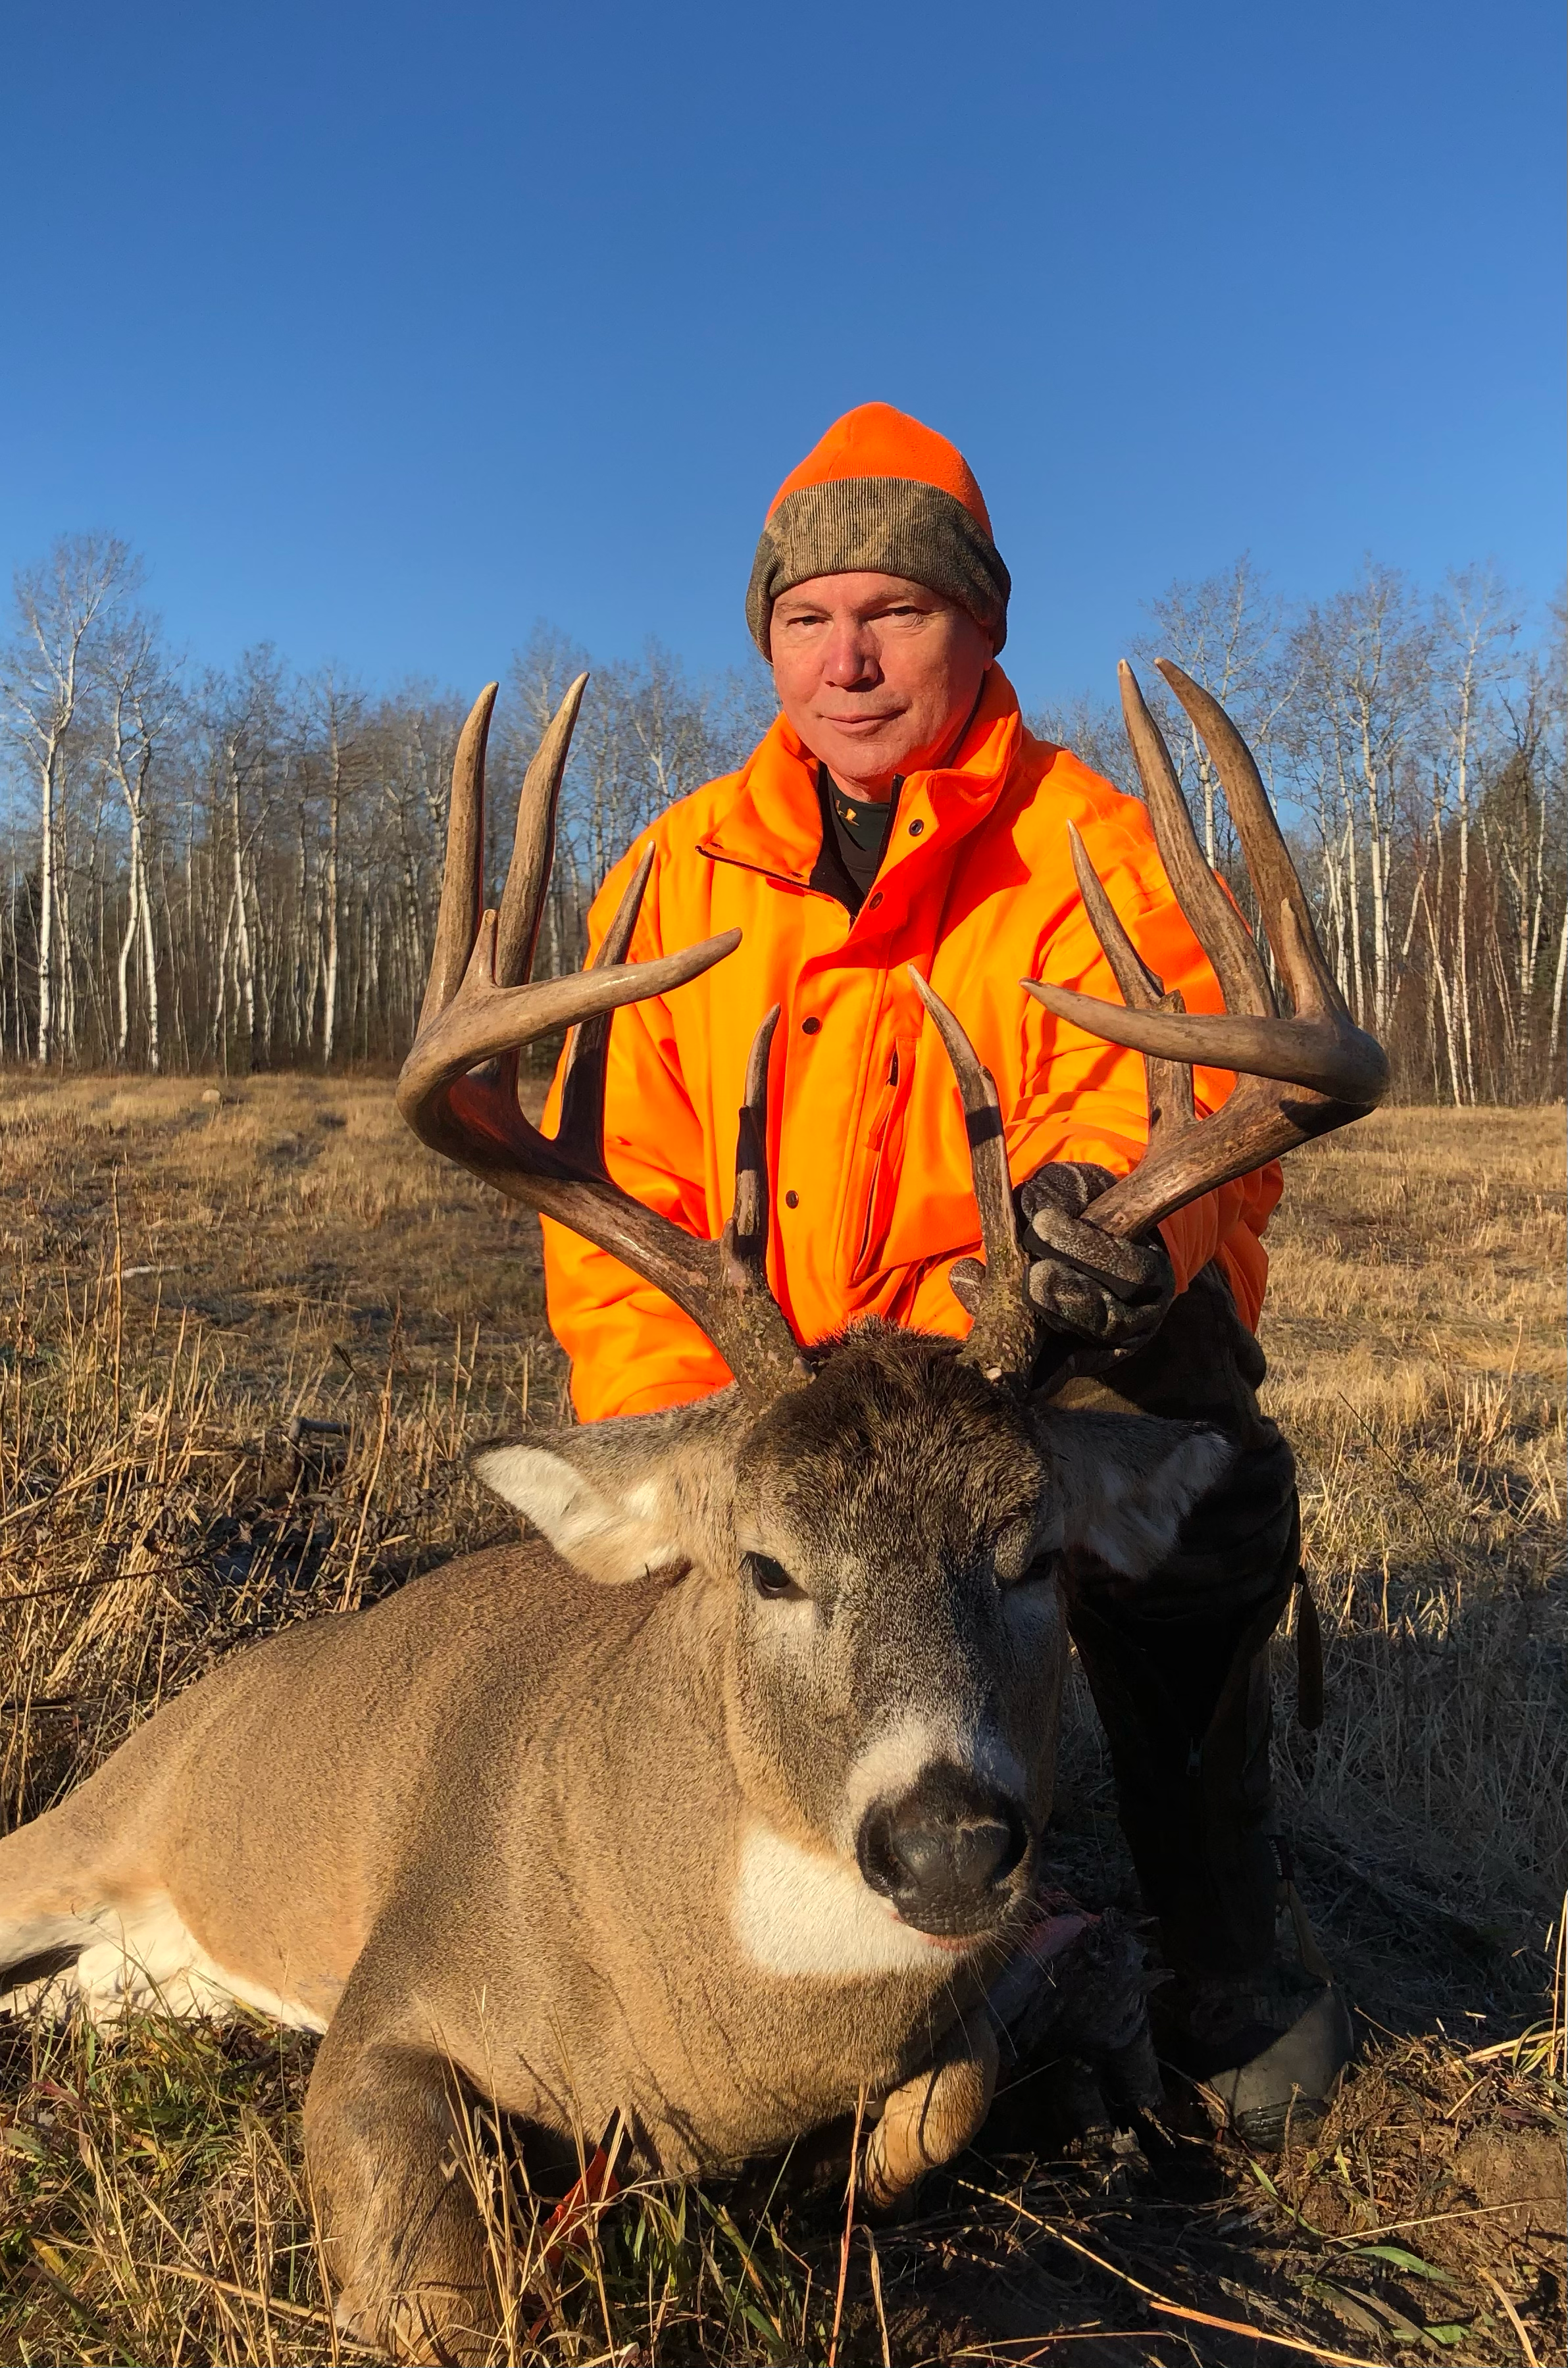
[[0, 1073, 1562, 2366]]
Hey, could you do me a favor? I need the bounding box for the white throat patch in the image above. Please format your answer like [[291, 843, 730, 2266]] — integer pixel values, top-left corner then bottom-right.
[[731, 1818, 965, 1980]]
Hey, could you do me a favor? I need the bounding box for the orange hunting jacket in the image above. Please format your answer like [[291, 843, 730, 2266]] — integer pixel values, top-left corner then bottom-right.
[[542, 664, 1281, 1422]]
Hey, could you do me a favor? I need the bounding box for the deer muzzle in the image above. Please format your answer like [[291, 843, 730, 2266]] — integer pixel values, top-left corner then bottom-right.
[[855, 1763, 1030, 1938]]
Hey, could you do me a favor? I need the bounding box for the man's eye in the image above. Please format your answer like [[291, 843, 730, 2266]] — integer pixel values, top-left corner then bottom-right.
[[746, 1553, 803, 1601]]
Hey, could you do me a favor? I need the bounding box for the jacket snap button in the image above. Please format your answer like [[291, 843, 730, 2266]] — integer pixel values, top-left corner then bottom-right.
[[784, 1190, 799, 1209], [801, 1015, 821, 1034], [907, 818, 924, 836], [868, 890, 883, 908]]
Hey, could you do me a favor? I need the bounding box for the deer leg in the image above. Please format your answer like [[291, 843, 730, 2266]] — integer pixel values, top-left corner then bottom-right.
[[303, 2006, 503, 2367], [861, 2008, 999, 2208]]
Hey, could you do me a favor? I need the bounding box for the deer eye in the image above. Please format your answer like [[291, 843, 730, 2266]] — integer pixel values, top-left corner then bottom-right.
[[745, 1552, 804, 1601], [1007, 1549, 1063, 1591], [991, 1519, 1045, 1586]]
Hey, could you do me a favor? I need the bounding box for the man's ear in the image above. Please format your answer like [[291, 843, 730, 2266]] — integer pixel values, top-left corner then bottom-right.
[[1034, 1408, 1234, 1578], [472, 1398, 742, 1585]]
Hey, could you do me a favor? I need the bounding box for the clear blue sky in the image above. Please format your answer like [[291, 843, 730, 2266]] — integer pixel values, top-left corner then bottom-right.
[[3, 0, 1562, 710]]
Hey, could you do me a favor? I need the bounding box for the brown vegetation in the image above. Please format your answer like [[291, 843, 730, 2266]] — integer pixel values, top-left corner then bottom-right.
[[0, 1078, 1562, 2363]]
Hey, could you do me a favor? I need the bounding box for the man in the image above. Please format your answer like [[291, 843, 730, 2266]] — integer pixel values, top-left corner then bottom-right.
[[542, 401, 1352, 2143]]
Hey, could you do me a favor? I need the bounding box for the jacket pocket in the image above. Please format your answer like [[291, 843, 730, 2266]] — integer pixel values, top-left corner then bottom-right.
[[851, 1038, 917, 1284]]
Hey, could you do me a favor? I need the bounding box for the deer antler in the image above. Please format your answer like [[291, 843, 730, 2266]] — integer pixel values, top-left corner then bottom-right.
[[907, 970, 1040, 1386], [1026, 659, 1389, 1242], [396, 681, 802, 1397], [913, 661, 1388, 1385]]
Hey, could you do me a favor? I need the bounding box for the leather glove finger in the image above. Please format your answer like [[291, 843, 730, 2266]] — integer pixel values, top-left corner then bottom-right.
[[1028, 1265, 1171, 1350], [1018, 1164, 1173, 1349], [950, 1251, 1140, 1363], [953, 1231, 1171, 1351], [1022, 1193, 1173, 1307], [949, 1163, 1173, 1353], [1018, 1163, 1117, 1224]]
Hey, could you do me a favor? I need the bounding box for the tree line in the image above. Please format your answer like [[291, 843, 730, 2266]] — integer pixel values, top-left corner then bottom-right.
[[1041, 556, 1565, 1104], [3, 534, 1563, 1102]]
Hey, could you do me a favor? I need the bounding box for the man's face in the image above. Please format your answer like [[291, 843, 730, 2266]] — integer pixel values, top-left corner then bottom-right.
[[769, 573, 994, 796]]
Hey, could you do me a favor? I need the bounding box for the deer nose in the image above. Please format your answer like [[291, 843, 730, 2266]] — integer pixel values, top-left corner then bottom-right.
[[856, 1763, 1028, 1929]]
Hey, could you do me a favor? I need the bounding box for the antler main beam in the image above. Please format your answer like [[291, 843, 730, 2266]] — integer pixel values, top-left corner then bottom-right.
[[397, 681, 802, 1398]]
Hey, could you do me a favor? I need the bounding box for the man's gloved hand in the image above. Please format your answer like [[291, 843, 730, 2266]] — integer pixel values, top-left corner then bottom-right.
[[1014, 1162, 1174, 1352]]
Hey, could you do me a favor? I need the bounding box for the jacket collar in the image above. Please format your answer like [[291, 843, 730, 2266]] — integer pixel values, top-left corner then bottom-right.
[[699, 665, 1024, 897]]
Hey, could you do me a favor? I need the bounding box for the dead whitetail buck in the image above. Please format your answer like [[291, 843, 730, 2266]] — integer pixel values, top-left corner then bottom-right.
[[0, 661, 1384, 2363]]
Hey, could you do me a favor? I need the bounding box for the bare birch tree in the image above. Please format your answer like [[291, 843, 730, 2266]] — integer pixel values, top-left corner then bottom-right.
[[1, 536, 138, 1063], [1136, 555, 1292, 865], [95, 609, 176, 1069], [1429, 570, 1519, 1099]]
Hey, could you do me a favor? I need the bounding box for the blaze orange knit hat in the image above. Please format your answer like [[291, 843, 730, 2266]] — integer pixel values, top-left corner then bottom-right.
[[746, 402, 1010, 657]]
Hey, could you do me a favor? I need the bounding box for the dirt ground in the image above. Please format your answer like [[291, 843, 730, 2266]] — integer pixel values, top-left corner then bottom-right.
[[0, 1073, 1562, 2365]]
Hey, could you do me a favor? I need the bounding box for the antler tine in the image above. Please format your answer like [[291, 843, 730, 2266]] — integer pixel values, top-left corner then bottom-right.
[[1065, 822, 1195, 1149], [909, 970, 1038, 1386], [397, 682, 803, 1401], [1154, 659, 1343, 1020], [1118, 661, 1274, 1017], [494, 673, 588, 990], [1023, 970, 1385, 1103], [1065, 820, 1162, 1007], [553, 844, 656, 1174], [720, 1005, 780, 1303], [397, 911, 746, 1144], [418, 684, 494, 1032]]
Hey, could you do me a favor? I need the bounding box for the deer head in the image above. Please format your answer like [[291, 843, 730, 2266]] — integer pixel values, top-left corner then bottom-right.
[[395, 667, 1384, 1952]]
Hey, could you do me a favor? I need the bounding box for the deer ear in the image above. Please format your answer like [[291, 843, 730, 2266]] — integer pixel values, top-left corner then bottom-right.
[[477, 1394, 750, 1583], [473, 1392, 739, 1582], [472, 1437, 692, 1586], [1034, 1409, 1234, 1578]]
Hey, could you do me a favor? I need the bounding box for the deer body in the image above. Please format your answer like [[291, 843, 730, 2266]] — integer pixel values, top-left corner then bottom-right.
[[2, 1325, 1230, 2360], [1, 1528, 1019, 2161]]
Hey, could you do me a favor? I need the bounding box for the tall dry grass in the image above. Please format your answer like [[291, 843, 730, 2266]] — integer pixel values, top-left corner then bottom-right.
[[0, 1076, 1562, 2363]]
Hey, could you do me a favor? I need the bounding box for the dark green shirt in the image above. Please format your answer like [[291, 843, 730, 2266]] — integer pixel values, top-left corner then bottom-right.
[[809, 766, 903, 917]]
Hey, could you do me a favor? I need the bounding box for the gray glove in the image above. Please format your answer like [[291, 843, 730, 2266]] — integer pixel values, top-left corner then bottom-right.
[[1015, 1162, 1174, 1353]]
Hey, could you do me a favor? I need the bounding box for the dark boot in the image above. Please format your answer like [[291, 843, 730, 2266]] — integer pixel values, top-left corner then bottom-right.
[[1053, 1267, 1354, 2147], [1065, 1582, 1284, 1985], [1067, 1580, 1352, 2146]]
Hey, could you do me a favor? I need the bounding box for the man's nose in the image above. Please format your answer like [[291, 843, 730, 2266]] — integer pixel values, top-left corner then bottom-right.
[[820, 624, 881, 688], [856, 1763, 1028, 1932]]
